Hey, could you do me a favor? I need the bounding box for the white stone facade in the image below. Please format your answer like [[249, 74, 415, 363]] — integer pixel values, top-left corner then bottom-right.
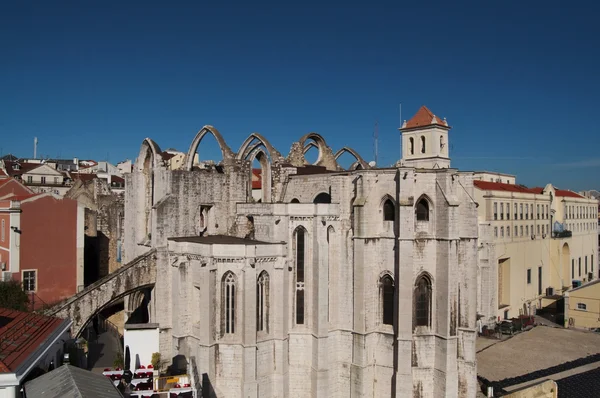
[[124, 108, 479, 397]]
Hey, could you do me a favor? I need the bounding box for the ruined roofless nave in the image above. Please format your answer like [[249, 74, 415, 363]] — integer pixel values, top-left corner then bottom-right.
[[123, 106, 479, 398]]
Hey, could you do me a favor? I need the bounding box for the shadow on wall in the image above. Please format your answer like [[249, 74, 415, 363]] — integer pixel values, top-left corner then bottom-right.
[[84, 232, 110, 285], [202, 373, 216, 398]]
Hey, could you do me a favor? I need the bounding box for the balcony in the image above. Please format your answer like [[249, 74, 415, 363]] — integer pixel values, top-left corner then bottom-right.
[[552, 230, 572, 239]]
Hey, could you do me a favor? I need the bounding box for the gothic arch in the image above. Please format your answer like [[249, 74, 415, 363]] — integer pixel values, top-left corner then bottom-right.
[[236, 132, 284, 163], [246, 145, 272, 202], [298, 133, 328, 164], [135, 138, 164, 172], [414, 272, 433, 329], [333, 146, 370, 170], [185, 125, 235, 171], [381, 195, 396, 221], [415, 194, 433, 222]]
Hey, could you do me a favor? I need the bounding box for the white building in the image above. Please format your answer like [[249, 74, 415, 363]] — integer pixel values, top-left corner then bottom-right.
[[124, 106, 479, 398]]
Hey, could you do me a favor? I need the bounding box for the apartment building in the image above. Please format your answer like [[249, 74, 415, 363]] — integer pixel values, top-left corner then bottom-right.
[[475, 179, 598, 326]]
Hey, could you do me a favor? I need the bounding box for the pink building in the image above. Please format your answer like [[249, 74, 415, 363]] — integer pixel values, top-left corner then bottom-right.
[[0, 179, 84, 309]]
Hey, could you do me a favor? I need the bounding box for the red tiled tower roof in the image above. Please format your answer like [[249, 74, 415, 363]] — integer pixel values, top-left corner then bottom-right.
[[402, 106, 449, 129]]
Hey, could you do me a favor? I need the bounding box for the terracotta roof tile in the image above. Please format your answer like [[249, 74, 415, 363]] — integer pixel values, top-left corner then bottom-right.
[[474, 180, 538, 194], [529, 187, 585, 199], [2, 161, 42, 177], [402, 106, 449, 129], [0, 169, 7, 178], [0, 308, 68, 373]]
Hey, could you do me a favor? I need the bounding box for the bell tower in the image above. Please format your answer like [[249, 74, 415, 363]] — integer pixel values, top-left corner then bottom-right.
[[399, 106, 451, 169]]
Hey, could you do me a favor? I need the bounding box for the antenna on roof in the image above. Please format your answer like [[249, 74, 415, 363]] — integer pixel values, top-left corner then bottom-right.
[[399, 103, 402, 160], [373, 120, 378, 166]]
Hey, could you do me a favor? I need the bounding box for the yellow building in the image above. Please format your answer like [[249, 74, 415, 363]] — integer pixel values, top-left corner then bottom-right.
[[565, 279, 600, 329], [475, 179, 598, 325]]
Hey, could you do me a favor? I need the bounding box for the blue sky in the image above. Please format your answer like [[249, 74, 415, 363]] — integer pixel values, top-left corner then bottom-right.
[[1, 1, 599, 190]]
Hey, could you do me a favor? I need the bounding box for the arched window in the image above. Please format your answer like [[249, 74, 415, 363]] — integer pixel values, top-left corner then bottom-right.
[[290, 198, 300, 203], [222, 272, 236, 334], [414, 275, 432, 328], [420, 136, 426, 154], [383, 199, 395, 221], [295, 228, 306, 325], [380, 274, 394, 325], [416, 198, 429, 221], [313, 192, 331, 204], [409, 137, 414, 155], [440, 135, 444, 150], [257, 271, 269, 332]]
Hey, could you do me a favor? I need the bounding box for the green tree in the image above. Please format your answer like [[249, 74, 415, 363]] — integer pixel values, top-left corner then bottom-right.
[[0, 280, 30, 311]]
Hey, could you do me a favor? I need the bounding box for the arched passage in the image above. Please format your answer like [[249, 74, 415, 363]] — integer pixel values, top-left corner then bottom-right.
[[185, 125, 235, 171]]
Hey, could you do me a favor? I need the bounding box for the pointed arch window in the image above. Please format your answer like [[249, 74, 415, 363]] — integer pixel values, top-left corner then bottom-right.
[[416, 198, 429, 221], [257, 271, 269, 332], [222, 272, 236, 334], [383, 198, 395, 221], [295, 227, 306, 325], [414, 275, 432, 328], [290, 198, 300, 203], [420, 136, 426, 154], [380, 274, 395, 325], [409, 137, 414, 155]]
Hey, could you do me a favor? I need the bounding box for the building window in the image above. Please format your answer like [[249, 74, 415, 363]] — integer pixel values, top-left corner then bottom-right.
[[579, 257, 581, 277], [414, 275, 432, 328], [527, 268, 532, 284], [380, 274, 394, 326], [290, 198, 300, 203], [313, 192, 331, 204], [494, 227, 498, 237], [520, 226, 523, 236], [494, 202, 498, 220], [54, 177, 59, 184], [500, 203, 504, 220], [500, 226, 504, 237], [526, 225, 529, 236], [585, 256, 588, 274], [420, 136, 426, 154], [514, 204, 518, 220], [537, 205, 540, 219], [520, 204, 523, 219], [545, 205, 548, 219], [542, 225, 545, 235], [416, 198, 429, 221], [525, 204, 529, 220], [295, 227, 306, 325], [383, 199, 395, 221], [23, 270, 36, 292], [257, 271, 269, 332], [409, 137, 414, 155], [507, 227, 510, 237], [27, 176, 33, 184], [1, 220, 4, 242], [572, 259, 575, 279], [538, 266, 543, 296], [506, 202, 510, 220], [537, 225, 540, 235], [41, 177, 46, 184], [515, 226, 518, 236], [222, 272, 236, 334], [577, 303, 587, 311]]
